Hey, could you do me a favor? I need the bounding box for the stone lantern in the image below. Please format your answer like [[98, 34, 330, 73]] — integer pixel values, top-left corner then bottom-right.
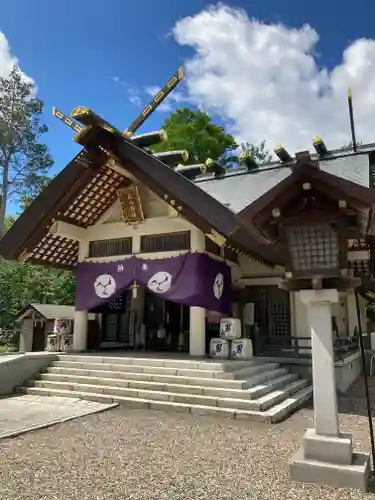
[[271, 156, 371, 491]]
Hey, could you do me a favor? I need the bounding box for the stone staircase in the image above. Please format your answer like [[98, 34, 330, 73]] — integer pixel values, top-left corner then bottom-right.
[[16, 354, 312, 423]]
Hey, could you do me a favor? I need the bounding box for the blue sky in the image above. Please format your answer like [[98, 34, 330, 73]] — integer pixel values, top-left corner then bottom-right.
[[1, 0, 375, 212]]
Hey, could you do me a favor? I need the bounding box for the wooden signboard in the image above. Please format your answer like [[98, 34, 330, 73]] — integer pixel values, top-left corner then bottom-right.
[[117, 184, 144, 224]]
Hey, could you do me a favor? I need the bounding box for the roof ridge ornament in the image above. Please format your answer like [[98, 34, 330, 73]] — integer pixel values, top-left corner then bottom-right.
[[312, 136, 329, 157], [205, 158, 226, 176], [52, 66, 183, 138], [274, 144, 293, 163]]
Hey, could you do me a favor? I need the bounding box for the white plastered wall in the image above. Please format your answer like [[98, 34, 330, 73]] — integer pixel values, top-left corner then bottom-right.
[[237, 255, 284, 280], [292, 290, 361, 349]]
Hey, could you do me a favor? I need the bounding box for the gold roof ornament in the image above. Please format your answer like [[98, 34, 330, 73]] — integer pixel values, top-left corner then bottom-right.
[[53, 66, 183, 148], [274, 144, 293, 162], [205, 158, 226, 176], [205, 229, 227, 247], [312, 136, 328, 157]]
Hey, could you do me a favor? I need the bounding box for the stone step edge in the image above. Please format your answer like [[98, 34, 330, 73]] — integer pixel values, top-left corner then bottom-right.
[[43, 366, 289, 388], [57, 355, 261, 372], [247, 373, 299, 398], [36, 372, 299, 399], [255, 379, 310, 411], [16, 385, 313, 422], [25, 378, 309, 409], [231, 363, 281, 379], [51, 360, 278, 380], [242, 367, 289, 388], [266, 386, 313, 422], [45, 367, 247, 384]]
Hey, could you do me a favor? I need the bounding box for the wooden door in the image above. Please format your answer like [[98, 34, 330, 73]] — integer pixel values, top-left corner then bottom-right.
[[32, 322, 46, 351]]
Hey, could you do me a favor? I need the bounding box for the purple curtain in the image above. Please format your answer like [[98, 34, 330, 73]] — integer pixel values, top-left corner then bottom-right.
[[75, 253, 232, 314]]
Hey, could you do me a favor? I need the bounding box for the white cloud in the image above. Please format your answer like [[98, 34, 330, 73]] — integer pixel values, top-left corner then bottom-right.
[[173, 3, 375, 153], [0, 31, 34, 86], [127, 87, 142, 107], [112, 76, 143, 107]]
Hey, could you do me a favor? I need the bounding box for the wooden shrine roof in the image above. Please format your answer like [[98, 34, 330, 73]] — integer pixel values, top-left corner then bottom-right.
[[238, 157, 375, 226], [3, 113, 375, 271], [0, 123, 287, 268], [0, 147, 122, 267]]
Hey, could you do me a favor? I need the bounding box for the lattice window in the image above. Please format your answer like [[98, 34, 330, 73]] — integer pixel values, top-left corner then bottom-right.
[[89, 238, 132, 258], [349, 259, 371, 277], [140, 232, 191, 253], [288, 224, 339, 272], [268, 287, 291, 339]]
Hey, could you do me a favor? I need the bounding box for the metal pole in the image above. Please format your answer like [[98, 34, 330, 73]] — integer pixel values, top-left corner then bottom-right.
[[348, 88, 357, 152], [355, 290, 375, 476]]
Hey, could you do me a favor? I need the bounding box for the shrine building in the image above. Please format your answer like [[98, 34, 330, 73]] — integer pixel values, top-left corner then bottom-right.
[[1, 108, 375, 380]]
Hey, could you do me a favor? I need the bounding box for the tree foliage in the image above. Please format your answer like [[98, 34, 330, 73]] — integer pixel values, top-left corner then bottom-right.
[[239, 141, 272, 164], [0, 65, 53, 238], [151, 107, 271, 168], [4, 215, 16, 232], [151, 108, 238, 165], [0, 177, 73, 330], [19, 175, 51, 211], [0, 261, 75, 329]]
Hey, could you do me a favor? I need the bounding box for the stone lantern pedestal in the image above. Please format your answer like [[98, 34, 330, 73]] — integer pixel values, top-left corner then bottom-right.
[[290, 289, 370, 491]]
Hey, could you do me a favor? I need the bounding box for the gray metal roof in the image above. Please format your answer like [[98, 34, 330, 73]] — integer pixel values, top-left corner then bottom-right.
[[29, 304, 76, 320], [195, 153, 370, 213], [319, 154, 369, 187], [195, 167, 290, 213], [15, 304, 96, 322]]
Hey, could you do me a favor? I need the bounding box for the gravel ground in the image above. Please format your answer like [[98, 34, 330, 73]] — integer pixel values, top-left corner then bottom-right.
[[1, 383, 375, 500]]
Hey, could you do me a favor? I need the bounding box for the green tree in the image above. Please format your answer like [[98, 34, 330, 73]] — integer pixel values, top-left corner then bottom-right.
[[151, 107, 271, 168], [239, 141, 271, 163], [4, 215, 16, 232], [238, 141, 272, 171], [19, 175, 51, 211], [0, 261, 75, 329], [0, 65, 53, 239], [151, 108, 238, 165], [0, 207, 75, 329]]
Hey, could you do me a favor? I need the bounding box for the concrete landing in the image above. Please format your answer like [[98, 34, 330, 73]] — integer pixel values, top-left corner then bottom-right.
[[0, 394, 117, 439]]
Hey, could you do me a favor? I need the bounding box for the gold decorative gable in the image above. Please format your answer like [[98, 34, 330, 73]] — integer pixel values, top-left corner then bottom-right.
[[117, 184, 144, 224]]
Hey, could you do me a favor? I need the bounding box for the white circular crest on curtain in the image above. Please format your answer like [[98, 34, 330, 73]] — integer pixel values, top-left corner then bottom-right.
[[147, 271, 172, 293], [213, 272, 224, 299], [94, 274, 117, 298]]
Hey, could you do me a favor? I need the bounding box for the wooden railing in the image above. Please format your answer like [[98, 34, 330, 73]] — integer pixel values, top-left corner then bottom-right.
[[257, 335, 359, 361]]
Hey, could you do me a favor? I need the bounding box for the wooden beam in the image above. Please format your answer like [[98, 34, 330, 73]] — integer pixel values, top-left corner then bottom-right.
[[49, 220, 87, 241]]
